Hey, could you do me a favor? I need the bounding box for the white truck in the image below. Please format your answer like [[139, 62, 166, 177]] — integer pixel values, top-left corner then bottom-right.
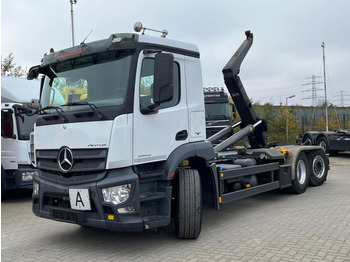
[[1, 76, 40, 198], [28, 24, 328, 239]]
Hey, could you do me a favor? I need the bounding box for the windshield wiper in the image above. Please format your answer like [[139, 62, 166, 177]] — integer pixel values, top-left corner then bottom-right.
[[62, 102, 106, 120], [39, 106, 69, 123]]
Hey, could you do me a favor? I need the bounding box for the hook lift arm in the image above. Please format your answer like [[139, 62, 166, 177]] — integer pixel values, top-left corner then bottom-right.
[[222, 31, 267, 148]]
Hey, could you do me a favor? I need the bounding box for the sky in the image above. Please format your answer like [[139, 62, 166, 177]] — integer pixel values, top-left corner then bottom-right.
[[1, 0, 350, 106]]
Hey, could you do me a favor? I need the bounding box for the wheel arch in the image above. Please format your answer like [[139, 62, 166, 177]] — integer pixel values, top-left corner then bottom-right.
[[159, 141, 215, 179], [316, 133, 329, 144], [302, 132, 318, 145], [303, 133, 315, 144], [186, 156, 218, 209], [158, 141, 218, 209]]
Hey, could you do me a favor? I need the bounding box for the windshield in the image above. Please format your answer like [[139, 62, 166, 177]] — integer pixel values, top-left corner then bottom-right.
[[15, 111, 37, 140], [205, 103, 231, 120], [41, 50, 133, 110]]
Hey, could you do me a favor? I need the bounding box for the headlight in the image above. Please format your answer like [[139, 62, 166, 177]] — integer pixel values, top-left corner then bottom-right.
[[102, 184, 131, 205], [33, 181, 39, 196]]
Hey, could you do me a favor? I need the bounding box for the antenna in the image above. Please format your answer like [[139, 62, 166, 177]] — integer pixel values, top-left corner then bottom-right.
[[81, 30, 93, 45], [133, 22, 168, 37]]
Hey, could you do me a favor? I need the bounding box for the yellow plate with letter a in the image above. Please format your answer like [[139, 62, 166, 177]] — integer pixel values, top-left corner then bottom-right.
[[69, 189, 91, 211]]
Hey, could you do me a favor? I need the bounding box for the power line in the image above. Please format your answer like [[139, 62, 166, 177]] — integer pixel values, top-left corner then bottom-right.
[[334, 90, 350, 107], [245, 78, 306, 85], [302, 75, 323, 107]]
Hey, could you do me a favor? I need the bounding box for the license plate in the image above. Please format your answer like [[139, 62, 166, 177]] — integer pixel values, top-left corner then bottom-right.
[[52, 209, 78, 223], [69, 189, 91, 211]]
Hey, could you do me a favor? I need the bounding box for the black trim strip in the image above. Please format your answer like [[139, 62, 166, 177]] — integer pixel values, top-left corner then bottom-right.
[[137, 43, 200, 58]]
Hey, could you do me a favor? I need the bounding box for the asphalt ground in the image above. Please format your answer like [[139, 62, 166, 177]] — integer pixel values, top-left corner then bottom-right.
[[2, 153, 350, 262]]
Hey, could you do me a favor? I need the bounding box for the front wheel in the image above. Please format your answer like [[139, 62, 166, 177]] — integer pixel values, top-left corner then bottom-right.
[[175, 168, 202, 239], [309, 150, 328, 186], [289, 152, 310, 194]]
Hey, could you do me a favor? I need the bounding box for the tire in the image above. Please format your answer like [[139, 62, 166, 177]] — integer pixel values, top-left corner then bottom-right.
[[308, 150, 328, 186], [175, 168, 202, 239], [316, 137, 329, 154], [289, 152, 309, 194], [303, 135, 312, 145]]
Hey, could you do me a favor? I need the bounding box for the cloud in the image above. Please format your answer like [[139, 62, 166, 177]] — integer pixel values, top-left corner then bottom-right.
[[2, 0, 350, 106]]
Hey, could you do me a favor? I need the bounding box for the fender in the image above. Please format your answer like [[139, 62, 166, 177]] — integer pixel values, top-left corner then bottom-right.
[[159, 141, 215, 180]]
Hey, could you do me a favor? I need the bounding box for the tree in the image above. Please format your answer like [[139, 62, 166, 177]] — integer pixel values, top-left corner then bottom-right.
[[254, 103, 301, 144], [314, 110, 342, 131], [1, 53, 16, 75], [1, 53, 27, 77]]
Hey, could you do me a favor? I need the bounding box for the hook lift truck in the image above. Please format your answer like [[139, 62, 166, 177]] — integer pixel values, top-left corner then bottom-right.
[[28, 23, 328, 239]]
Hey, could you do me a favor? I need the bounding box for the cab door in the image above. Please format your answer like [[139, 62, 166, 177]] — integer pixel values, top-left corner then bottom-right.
[[133, 52, 188, 165]]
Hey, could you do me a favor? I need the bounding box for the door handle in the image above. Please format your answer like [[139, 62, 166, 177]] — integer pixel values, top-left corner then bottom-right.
[[176, 130, 188, 141]]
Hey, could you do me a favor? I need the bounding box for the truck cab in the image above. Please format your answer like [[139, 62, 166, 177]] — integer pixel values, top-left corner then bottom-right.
[[1, 76, 40, 198], [29, 31, 213, 234], [204, 87, 235, 139]]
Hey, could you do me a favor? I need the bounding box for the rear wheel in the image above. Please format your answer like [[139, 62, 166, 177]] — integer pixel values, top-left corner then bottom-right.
[[289, 152, 309, 194], [175, 168, 202, 239], [309, 150, 328, 186], [303, 135, 312, 145], [317, 137, 329, 154]]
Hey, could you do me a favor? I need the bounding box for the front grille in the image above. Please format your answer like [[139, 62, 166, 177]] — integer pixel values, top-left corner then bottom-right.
[[36, 148, 107, 174], [44, 169, 103, 178]]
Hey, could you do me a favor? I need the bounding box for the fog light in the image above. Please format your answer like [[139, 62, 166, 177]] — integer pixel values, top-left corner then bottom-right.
[[102, 184, 131, 205], [33, 181, 39, 196], [117, 207, 136, 214], [22, 172, 35, 182]]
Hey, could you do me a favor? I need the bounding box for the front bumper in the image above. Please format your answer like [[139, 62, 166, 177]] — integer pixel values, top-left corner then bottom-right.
[[32, 167, 172, 232], [3, 165, 35, 190]]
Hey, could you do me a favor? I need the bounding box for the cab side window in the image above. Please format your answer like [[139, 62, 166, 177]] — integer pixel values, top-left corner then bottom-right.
[[140, 58, 180, 110]]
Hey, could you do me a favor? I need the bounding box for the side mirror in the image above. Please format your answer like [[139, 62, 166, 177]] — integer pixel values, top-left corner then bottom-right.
[[12, 104, 35, 116], [27, 65, 41, 80], [153, 53, 174, 104]]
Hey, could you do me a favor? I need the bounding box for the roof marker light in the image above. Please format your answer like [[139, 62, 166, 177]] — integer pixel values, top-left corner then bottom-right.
[[134, 21, 168, 38]]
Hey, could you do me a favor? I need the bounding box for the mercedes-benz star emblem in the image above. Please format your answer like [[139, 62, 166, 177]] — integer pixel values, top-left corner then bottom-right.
[[58, 147, 74, 173]]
